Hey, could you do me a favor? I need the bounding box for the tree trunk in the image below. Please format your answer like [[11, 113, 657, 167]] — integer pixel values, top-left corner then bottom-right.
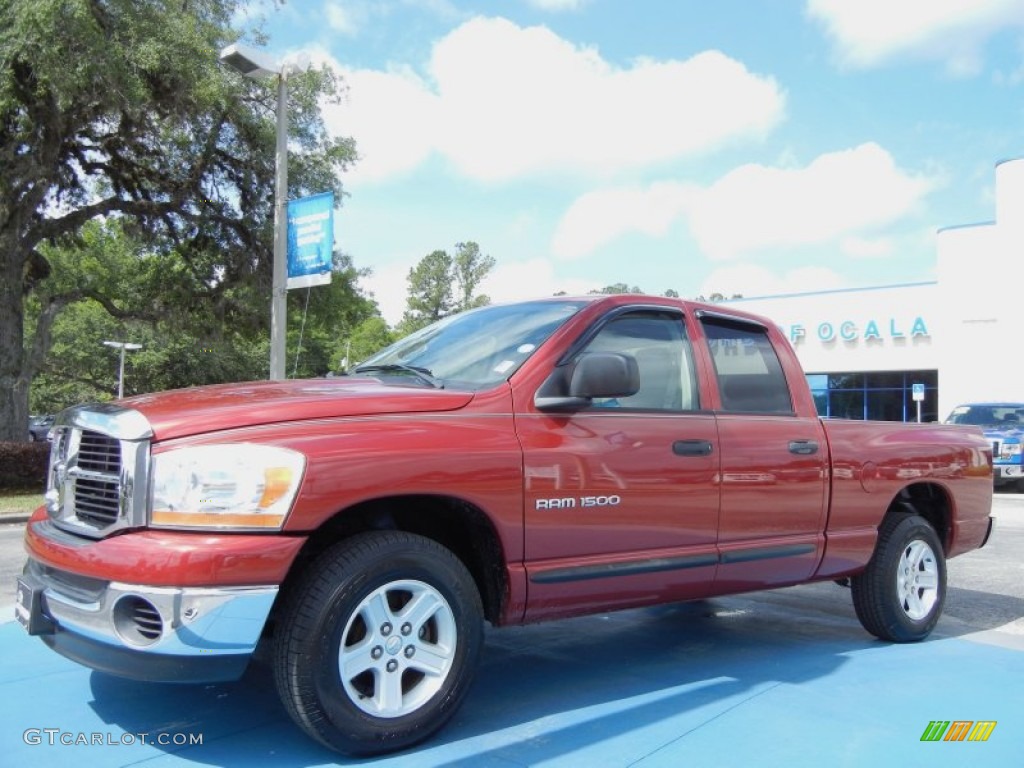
[[0, 234, 29, 441]]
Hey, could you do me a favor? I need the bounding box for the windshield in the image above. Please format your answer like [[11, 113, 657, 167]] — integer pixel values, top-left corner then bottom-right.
[[945, 404, 1024, 427], [353, 300, 587, 390]]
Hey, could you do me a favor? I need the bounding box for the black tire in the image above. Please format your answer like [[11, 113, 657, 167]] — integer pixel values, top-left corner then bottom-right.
[[851, 513, 946, 642], [273, 531, 483, 756]]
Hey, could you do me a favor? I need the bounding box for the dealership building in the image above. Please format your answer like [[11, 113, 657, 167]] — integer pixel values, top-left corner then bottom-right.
[[722, 158, 1024, 424]]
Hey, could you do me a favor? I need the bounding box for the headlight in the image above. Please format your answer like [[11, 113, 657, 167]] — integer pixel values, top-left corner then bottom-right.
[[150, 444, 305, 530]]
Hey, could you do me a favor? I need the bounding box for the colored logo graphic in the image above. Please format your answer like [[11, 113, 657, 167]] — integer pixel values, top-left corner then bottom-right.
[[920, 721, 996, 742]]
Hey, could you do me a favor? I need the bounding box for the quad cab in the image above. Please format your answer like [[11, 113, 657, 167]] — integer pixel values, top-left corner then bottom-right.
[[17, 295, 994, 755]]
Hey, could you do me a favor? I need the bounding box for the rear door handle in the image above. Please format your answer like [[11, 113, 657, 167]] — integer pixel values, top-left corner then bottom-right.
[[673, 439, 714, 457], [788, 440, 819, 455]]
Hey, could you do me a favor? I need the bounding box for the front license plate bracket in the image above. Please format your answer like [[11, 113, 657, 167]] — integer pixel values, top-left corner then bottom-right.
[[15, 575, 56, 635]]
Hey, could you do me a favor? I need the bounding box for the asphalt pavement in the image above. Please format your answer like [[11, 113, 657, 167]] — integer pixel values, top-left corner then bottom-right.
[[1, 499, 1021, 767]]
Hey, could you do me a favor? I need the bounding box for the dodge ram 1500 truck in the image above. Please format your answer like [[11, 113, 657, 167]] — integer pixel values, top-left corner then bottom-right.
[[17, 294, 994, 755]]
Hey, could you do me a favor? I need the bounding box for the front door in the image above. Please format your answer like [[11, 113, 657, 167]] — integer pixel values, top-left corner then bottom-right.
[[515, 308, 721, 621]]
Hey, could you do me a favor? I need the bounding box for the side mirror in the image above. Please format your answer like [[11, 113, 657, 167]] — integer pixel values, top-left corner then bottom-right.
[[535, 352, 639, 412]]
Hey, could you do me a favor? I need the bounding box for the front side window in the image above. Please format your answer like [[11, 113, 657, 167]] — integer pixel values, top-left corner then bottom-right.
[[701, 317, 793, 414], [578, 311, 699, 411]]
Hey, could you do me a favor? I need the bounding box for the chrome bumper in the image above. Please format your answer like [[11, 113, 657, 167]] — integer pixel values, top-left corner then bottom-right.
[[19, 560, 277, 682]]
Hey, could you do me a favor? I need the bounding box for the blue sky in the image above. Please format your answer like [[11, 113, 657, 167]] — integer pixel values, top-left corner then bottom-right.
[[237, 0, 1024, 324]]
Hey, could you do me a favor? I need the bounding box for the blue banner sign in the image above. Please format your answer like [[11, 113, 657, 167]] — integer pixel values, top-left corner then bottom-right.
[[287, 191, 334, 289]]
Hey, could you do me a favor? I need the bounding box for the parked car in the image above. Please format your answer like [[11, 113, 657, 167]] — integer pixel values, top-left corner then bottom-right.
[[945, 402, 1024, 491], [27, 414, 54, 442], [18, 294, 994, 756]]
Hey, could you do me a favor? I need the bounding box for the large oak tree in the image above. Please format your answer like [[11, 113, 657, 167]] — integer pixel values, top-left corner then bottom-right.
[[0, 0, 355, 439]]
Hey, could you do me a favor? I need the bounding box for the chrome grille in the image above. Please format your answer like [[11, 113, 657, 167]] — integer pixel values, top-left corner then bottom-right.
[[70, 430, 122, 527], [46, 405, 152, 538], [77, 431, 120, 474], [73, 475, 121, 526]]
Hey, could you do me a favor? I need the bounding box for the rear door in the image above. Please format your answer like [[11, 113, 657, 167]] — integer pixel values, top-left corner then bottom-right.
[[697, 313, 828, 592]]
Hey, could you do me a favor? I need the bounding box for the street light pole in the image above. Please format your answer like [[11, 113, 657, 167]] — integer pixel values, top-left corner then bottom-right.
[[270, 67, 289, 381], [102, 341, 142, 399], [219, 43, 307, 381]]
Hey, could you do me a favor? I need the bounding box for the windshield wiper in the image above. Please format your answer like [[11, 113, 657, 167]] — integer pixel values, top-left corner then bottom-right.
[[352, 363, 443, 389]]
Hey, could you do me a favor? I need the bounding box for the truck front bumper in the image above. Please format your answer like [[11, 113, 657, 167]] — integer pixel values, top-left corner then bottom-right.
[[17, 512, 306, 683], [17, 565, 276, 682]]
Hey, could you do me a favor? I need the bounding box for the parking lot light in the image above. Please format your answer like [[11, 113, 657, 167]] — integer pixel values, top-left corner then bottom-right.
[[103, 341, 142, 399]]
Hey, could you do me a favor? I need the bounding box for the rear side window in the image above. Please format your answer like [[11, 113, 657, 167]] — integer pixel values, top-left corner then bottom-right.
[[701, 317, 793, 414]]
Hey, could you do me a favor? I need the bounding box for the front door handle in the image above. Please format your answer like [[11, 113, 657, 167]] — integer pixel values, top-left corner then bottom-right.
[[673, 439, 714, 457], [788, 440, 819, 455]]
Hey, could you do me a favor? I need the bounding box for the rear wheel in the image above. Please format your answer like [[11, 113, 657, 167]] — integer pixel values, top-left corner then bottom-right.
[[851, 512, 946, 642], [274, 531, 483, 755]]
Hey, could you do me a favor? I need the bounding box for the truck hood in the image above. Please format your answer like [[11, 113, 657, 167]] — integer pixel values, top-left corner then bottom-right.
[[120, 378, 475, 441]]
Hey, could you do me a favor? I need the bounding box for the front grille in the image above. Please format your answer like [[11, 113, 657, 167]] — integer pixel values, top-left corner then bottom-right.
[[73, 475, 121, 526], [46, 406, 151, 538], [77, 431, 120, 473], [70, 429, 122, 527]]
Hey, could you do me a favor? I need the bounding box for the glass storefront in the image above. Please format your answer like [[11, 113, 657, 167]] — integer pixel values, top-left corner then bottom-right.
[[806, 370, 938, 422]]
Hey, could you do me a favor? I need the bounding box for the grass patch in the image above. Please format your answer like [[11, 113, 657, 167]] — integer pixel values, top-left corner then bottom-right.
[[0, 490, 44, 517]]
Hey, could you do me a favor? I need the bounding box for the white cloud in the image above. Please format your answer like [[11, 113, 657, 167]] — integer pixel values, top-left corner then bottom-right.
[[362, 260, 413, 327], [324, 65, 442, 183], [525, 0, 589, 11], [551, 182, 696, 259], [481, 259, 599, 304], [324, 1, 360, 36], [325, 17, 784, 184], [550, 143, 934, 261], [840, 236, 894, 258], [807, 0, 1024, 72], [700, 265, 848, 300], [689, 143, 934, 260]]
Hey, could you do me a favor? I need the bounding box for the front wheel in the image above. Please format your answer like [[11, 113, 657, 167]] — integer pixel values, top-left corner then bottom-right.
[[851, 513, 946, 642], [273, 531, 483, 755]]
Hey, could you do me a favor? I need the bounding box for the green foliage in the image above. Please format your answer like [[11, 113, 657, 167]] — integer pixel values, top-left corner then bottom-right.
[[0, 441, 49, 491], [452, 241, 495, 311], [344, 317, 395, 370], [286, 253, 381, 378], [26, 222, 380, 412], [400, 250, 454, 334], [1, 0, 367, 438], [694, 292, 744, 303], [398, 242, 494, 336], [589, 283, 644, 295]]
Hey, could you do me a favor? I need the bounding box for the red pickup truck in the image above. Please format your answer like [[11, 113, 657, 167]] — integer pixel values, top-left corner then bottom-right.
[[17, 294, 993, 755]]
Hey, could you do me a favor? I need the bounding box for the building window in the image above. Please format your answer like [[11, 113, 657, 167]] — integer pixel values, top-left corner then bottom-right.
[[806, 370, 938, 422]]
